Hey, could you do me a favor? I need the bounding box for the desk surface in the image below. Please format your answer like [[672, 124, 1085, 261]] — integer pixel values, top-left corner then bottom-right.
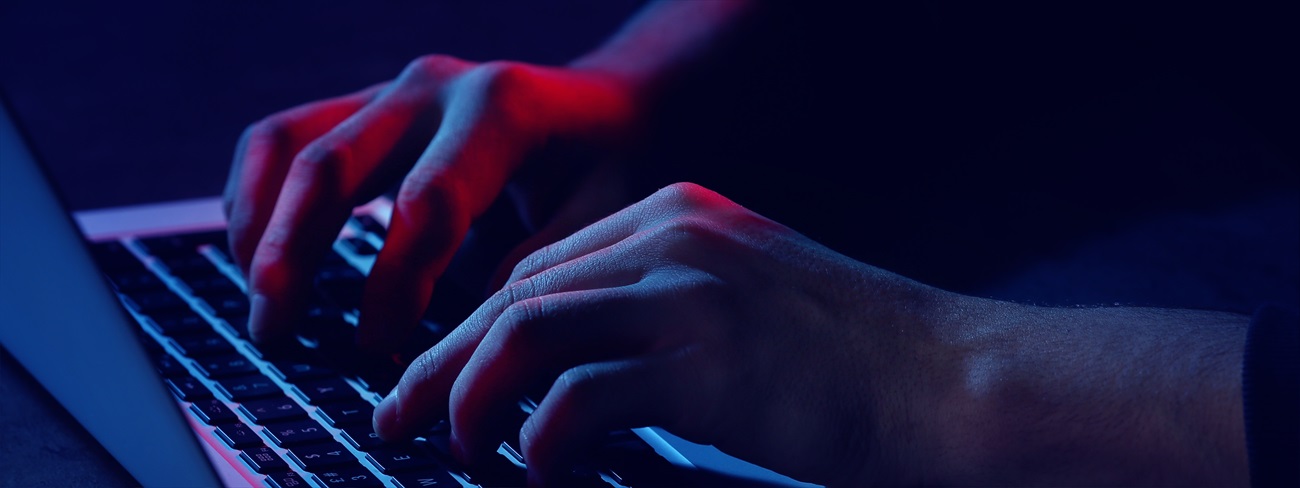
[[0, 348, 132, 486]]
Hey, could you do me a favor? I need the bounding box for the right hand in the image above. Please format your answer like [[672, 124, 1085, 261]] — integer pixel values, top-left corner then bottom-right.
[[223, 55, 644, 351]]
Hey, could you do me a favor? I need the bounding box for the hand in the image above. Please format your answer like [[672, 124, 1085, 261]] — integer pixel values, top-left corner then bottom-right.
[[223, 55, 642, 350], [372, 182, 958, 485], [374, 182, 1252, 486]]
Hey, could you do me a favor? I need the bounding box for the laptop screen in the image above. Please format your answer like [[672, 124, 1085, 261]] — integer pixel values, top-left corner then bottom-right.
[[0, 98, 224, 486]]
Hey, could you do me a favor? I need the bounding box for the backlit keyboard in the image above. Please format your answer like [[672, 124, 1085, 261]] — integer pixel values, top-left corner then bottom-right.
[[92, 216, 681, 488]]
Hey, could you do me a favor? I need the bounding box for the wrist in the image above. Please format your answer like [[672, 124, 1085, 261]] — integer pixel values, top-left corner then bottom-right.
[[926, 304, 1250, 485]]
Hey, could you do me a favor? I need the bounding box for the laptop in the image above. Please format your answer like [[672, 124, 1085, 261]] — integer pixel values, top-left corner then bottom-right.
[[0, 95, 813, 487]]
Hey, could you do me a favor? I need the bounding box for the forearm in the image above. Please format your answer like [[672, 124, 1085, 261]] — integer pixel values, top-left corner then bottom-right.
[[569, 0, 758, 98], [943, 302, 1251, 485]]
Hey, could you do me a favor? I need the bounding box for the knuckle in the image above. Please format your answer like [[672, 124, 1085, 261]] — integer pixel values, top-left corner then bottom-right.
[[552, 367, 601, 405], [248, 251, 292, 295], [656, 182, 706, 205], [497, 294, 549, 345], [394, 173, 468, 232], [404, 348, 442, 393], [654, 216, 721, 244], [466, 62, 539, 127], [294, 141, 351, 174], [244, 116, 290, 145], [511, 245, 553, 281], [402, 54, 465, 81], [472, 61, 531, 95], [649, 182, 708, 215]]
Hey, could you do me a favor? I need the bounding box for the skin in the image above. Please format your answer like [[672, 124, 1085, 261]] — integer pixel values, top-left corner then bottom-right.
[[373, 182, 1250, 486], [223, 0, 755, 351], [225, 1, 1253, 485]]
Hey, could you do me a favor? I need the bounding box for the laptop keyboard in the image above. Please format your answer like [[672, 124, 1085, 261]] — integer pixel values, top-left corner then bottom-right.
[[92, 217, 680, 488]]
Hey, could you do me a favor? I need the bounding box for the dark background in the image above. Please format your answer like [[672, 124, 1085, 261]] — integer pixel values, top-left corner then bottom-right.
[[1, 0, 642, 211], [2, 1, 1297, 485]]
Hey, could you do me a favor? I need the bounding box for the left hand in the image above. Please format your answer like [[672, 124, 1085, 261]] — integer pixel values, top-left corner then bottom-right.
[[372, 182, 961, 486]]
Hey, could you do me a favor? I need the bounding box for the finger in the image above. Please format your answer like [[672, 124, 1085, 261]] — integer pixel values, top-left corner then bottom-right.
[[224, 83, 385, 274], [246, 77, 445, 343], [499, 181, 711, 288], [372, 247, 647, 442], [354, 77, 535, 353], [448, 285, 667, 464], [521, 353, 700, 486]]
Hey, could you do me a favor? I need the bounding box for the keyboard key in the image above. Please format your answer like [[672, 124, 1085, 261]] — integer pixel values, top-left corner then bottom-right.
[[220, 314, 250, 339], [270, 360, 338, 383], [214, 423, 263, 449], [313, 463, 384, 488], [161, 254, 219, 279], [316, 265, 364, 283], [265, 470, 309, 488], [195, 355, 258, 378], [390, 468, 461, 488], [172, 333, 236, 357], [139, 332, 166, 355], [315, 267, 365, 310], [183, 274, 240, 297], [138, 235, 193, 257], [216, 374, 280, 401], [353, 365, 401, 395], [598, 430, 681, 487], [287, 441, 355, 471], [297, 306, 353, 341], [240, 446, 289, 474], [241, 397, 307, 424], [264, 420, 333, 447], [205, 237, 232, 258], [165, 375, 212, 401], [321, 248, 350, 266], [311, 348, 400, 395], [91, 241, 142, 272], [106, 269, 164, 293], [154, 353, 190, 377], [293, 378, 359, 405], [317, 402, 374, 427], [126, 290, 190, 315], [351, 215, 387, 238], [190, 399, 237, 425], [342, 236, 379, 255], [498, 405, 530, 462], [205, 293, 250, 319], [340, 424, 385, 451], [179, 230, 228, 247], [422, 432, 453, 459], [463, 452, 527, 488], [139, 231, 226, 258], [366, 444, 438, 473], [560, 470, 614, 488], [149, 311, 211, 337]]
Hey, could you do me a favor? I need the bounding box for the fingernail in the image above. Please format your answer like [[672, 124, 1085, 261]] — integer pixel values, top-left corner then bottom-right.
[[373, 389, 401, 439], [248, 293, 271, 342]]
